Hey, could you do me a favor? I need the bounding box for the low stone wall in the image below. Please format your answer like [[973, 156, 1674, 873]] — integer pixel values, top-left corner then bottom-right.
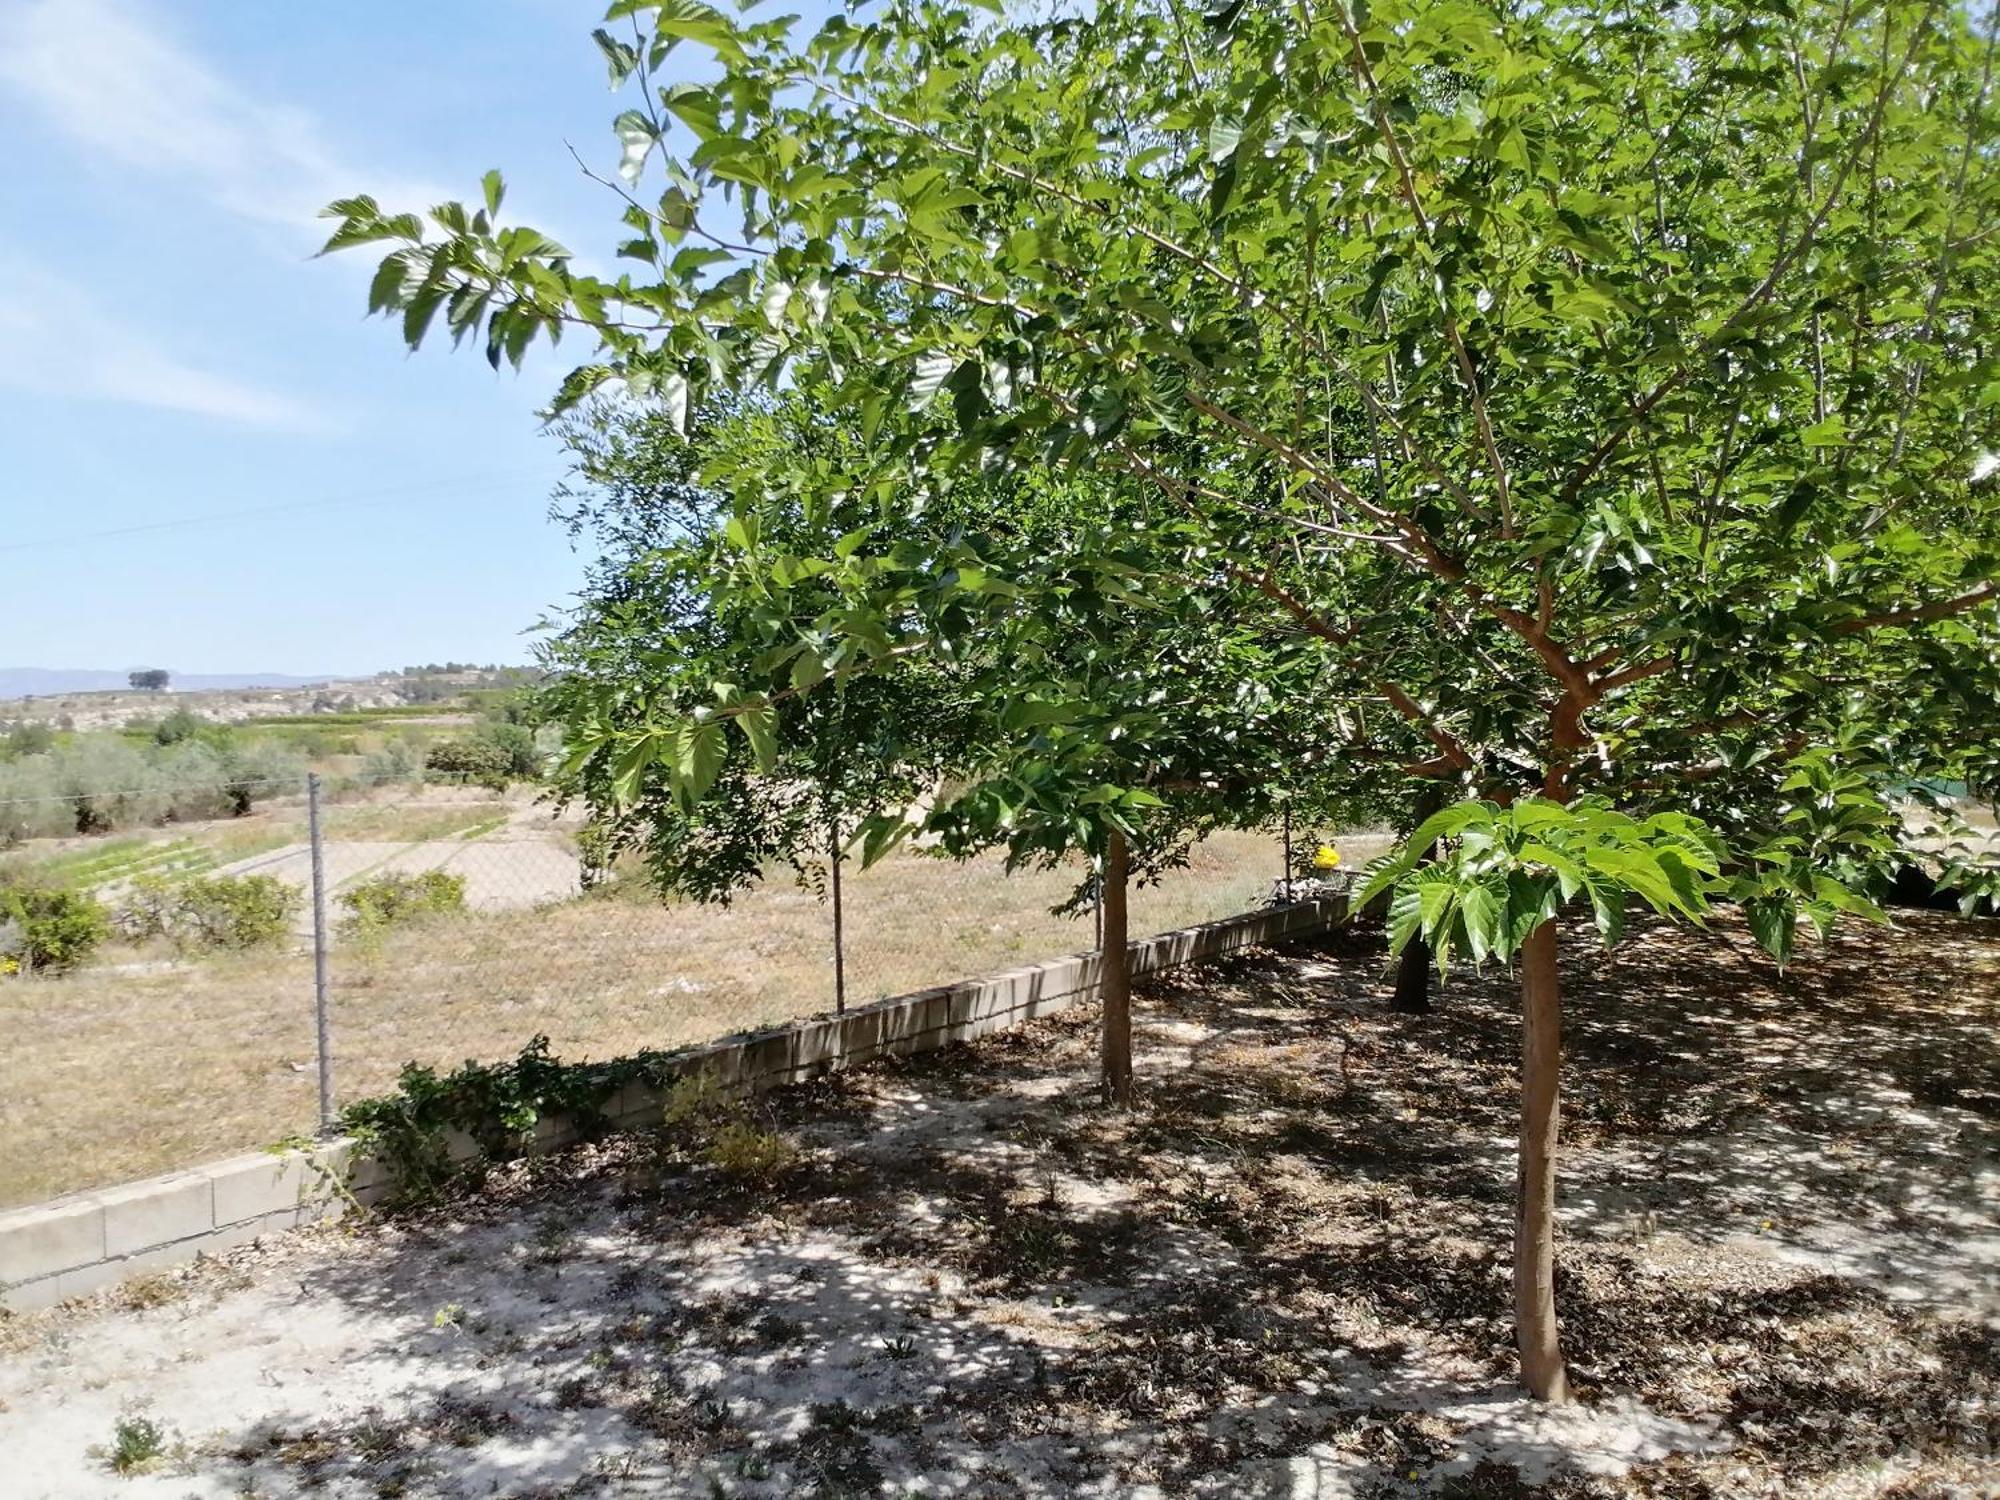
[[0, 892, 1346, 1313]]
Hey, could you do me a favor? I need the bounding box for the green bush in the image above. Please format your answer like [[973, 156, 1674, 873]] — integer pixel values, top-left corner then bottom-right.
[[360, 735, 427, 786], [424, 737, 513, 790], [0, 884, 109, 974], [476, 722, 543, 780], [117, 874, 299, 951], [151, 707, 208, 746], [340, 869, 467, 936]]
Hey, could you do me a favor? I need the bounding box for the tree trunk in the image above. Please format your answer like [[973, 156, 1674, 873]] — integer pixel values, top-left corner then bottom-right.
[[1391, 933, 1433, 1014], [1515, 918, 1571, 1403], [1390, 787, 1444, 1015], [1100, 830, 1134, 1109]]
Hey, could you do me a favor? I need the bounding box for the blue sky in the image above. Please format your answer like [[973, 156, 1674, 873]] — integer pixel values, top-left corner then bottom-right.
[[0, 0, 687, 675]]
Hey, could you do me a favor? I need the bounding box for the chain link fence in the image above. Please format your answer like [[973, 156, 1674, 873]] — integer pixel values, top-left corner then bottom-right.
[[0, 769, 1375, 1209]]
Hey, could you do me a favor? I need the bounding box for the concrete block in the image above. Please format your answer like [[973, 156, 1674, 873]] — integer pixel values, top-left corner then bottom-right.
[[942, 982, 983, 1030], [331, 1143, 394, 1202], [791, 1018, 844, 1078], [735, 1029, 795, 1091], [836, 1007, 888, 1066], [198, 1207, 313, 1256], [680, 1040, 745, 1091], [1, 1272, 65, 1314], [1035, 955, 1090, 1002], [606, 1081, 662, 1127], [209, 1152, 315, 1227], [0, 1196, 105, 1288], [51, 1256, 131, 1304], [874, 991, 940, 1056], [100, 1173, 213, 1260]]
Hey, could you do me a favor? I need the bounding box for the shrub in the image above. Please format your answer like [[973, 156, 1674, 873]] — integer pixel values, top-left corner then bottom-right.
[[476, 721, 543, 779], [151, 707, 207, 746], [103, 1413, 169, 1474], [0, 721, 55, 761], [704, 1120, 797, 1182], [575, 821, 615, 890], [662, 1070, 797, 1181], [117, 874, 299, 951], [340, 869, 467, 936], [0, 883, 109, 973], [425, 737, 513, 790], [361, 736, 427, 786]]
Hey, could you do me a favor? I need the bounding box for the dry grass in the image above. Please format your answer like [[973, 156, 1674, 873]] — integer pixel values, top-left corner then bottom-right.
[[0, 828, 1382, 1207]]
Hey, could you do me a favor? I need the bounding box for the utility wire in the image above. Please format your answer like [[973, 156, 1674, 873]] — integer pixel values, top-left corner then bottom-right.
[[0, 472, 563, 554]]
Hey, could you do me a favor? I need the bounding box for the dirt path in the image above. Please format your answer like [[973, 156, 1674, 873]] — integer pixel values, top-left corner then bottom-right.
[[214, 802, 582, 932]]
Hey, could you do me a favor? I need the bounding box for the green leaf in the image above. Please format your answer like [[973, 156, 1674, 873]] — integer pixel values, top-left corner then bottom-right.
[[660, 370, 689, 434], [908, 350, 956, 410], [1407, 800, 1494, 854], [1745, 900, 1797, 964], [734, 702, 777, 772], [481, 169, 505, 218], [1354, 850, 1416, 913], [1459, 881, 1501, 964], [676, 720, 728, 804], [614, 109, 657, 183], [1583, 877, 1626, 946], [591, 28, 639, 88]]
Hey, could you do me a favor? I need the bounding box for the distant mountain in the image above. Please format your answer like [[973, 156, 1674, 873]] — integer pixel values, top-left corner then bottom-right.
[[0, 668, 352, 699]]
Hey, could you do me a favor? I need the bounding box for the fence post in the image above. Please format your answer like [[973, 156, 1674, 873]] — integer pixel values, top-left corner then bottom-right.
[[828, 804, 847, 1015], [1281, 803, 1294, 905], [307, 772, 334, 1135]]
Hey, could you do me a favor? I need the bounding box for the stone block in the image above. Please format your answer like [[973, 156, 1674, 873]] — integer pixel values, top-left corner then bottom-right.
[[209, 1151, 315, 1227], [791, 1018, 844, 1078], [836, 1007, 888, 1066], [606, 1081, 663, 1128], [735, 1029, 796, 1092], [1, 1272, 65, 1314], [100, 1174, 213, 1259], [0, 1197, 105, 1288]]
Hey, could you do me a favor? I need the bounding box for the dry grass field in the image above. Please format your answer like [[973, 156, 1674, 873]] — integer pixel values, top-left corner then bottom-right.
[[2, 910, 1993, 1496], [0, 827, 1385, 1208]]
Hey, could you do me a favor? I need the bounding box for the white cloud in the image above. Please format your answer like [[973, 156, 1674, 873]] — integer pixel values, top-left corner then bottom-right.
[[0, 0, 436, 232], [0, 251, 331, 431]]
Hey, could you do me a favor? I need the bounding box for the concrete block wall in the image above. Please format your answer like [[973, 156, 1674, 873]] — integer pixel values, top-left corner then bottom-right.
[[1, 891, 1345, 1312]]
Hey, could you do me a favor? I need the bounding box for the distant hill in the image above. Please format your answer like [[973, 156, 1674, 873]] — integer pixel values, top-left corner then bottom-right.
[[0, 668, 349, 699]]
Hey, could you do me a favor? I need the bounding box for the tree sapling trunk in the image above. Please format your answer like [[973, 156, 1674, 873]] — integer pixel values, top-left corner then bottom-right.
[[1391, 787, 1443, 1015], [1100, 829, 1134, 1108], [1391, 933, 1433, 1014], [1514, 917, 1570, 1402]]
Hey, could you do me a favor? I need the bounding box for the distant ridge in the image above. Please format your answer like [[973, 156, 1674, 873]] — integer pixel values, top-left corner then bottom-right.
[[0, 668, 352, 699]]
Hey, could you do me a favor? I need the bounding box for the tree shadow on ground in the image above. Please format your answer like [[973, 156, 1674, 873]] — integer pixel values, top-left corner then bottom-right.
[[52, 908, 2000, 1498]]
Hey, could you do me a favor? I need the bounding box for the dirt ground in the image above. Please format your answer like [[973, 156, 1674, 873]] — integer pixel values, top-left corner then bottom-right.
[[0, 909, 1994, 1498]]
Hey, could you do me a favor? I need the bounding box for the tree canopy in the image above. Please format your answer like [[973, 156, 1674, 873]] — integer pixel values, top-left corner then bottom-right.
[[327, 0, 2000, 1404]]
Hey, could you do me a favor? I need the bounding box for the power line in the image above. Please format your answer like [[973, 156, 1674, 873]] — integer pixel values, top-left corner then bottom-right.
[[0, 472, 564, 554]]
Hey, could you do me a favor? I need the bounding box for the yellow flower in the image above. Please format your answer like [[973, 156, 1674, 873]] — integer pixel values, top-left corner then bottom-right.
[[1312, 844, 1341, 870]]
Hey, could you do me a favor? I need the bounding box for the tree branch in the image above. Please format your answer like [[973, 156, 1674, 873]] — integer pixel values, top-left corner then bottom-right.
[[1831, 581, 1998, 633]]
